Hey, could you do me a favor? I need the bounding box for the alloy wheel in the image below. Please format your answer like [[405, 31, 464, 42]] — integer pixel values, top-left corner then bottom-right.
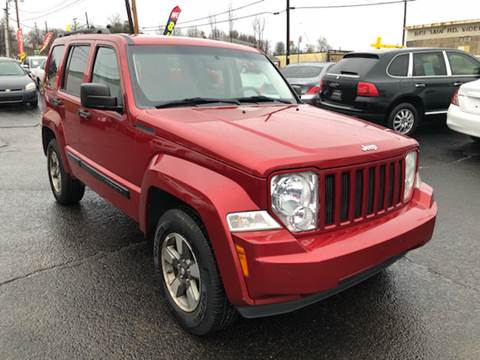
[[392, 108, 415, 135], [161, 232, 201, 312], [49, 150, 62, 194]]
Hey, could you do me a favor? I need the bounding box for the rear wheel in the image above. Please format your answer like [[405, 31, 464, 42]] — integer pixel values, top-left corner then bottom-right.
[[47, 139, 85, 205], [154, 209, 237, 335], [387, 103, 420, 136]]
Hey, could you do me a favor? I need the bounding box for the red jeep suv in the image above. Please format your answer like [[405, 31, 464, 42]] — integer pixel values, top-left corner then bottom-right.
[[41, 34, 437, 335]]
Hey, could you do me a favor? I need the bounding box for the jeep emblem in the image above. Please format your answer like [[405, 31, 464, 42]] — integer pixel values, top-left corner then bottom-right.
[[361, 144, 378, 152]]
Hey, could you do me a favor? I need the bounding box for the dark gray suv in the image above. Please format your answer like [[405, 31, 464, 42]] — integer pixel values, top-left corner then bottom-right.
[[319, 48, 480, 135]]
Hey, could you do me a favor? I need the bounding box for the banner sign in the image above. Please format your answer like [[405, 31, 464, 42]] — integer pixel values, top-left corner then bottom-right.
[[164, 6, 182, 36], [16, 28, 26, 61], [39, 32, 54, 54]]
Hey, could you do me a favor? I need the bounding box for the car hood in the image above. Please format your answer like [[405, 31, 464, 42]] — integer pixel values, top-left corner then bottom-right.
[[0, 75, 33, 90], [141, 104, 417, 177]]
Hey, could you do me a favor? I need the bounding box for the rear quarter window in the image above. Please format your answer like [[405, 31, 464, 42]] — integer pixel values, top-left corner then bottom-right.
[[328, 55, 378, 77], [388, 54, 409, 77]]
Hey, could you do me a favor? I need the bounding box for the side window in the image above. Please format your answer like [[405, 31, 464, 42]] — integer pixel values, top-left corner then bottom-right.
[[447, 52, 480, 76], [46, 45, 65, 88], [63, 45, 90, 96], [91, 47, 123, 105], [413, 52, 447, 77], [388, 54, 409, 77]]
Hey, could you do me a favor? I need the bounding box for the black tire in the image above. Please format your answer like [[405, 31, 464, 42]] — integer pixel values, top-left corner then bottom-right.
[[471, 136, 480, 144], [387, 103, 420, 136], [47, 139, 85, 205], [154, 209, 237, 335]]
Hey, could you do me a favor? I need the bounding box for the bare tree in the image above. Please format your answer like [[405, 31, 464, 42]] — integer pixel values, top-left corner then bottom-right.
[[316, 36, 332, 52], [274, 41, 285, 55], [187, 26, 200, 38], [252, 16, 265, 49]]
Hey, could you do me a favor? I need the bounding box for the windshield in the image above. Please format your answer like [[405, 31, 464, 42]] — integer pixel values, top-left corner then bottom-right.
[[0, 61, 25, 76], [128, 45, 296, 108], [282, 65, 323, 78]]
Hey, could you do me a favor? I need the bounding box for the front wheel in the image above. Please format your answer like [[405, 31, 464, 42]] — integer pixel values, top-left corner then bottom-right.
[[154, 209, 237, 335], [47, 139, 85, 205], [387, 103, 420, 136]]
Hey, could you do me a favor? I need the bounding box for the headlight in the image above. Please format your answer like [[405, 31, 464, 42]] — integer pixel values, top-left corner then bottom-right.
[[404, 151, 417, 201], [271, 172, 318, 232], [227, 211, 281, 232], [25, 82, 36, 91]]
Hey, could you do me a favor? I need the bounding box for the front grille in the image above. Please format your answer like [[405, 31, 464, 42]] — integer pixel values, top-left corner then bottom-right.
[[320, 157, 405, 229]]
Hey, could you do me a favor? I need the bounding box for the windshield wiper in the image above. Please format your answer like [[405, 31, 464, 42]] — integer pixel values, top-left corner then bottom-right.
[[155, 97, 240, 109], [235, 96, 293, 104]]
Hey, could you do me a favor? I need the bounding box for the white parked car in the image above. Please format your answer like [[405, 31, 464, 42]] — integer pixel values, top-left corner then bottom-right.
[[29, 60, 46, 88], [447, 79, 480, 143]]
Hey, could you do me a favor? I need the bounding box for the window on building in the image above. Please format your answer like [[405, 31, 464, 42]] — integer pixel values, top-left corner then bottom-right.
[[413, 52, 447, 76], [92, 47, 123, 105], [63, 45, 90, 96], [388, 54, 409, 77], [447, 52, 480, 76], [46, 45, 65, 88]]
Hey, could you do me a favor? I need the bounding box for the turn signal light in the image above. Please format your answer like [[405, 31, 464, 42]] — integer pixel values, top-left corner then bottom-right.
[[357, 82, 379, 97], [235, 244, 249, 277], [451, 89, 459, 106]]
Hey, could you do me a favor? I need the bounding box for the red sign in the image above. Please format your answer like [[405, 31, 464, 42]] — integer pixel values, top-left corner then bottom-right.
[[16, 28, 25, 60], [164, 6, 182, 36], [40, 32, 54, 54]]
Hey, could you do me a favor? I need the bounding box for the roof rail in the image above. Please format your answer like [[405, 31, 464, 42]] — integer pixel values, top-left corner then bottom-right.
[[59, 27, 111, 37]]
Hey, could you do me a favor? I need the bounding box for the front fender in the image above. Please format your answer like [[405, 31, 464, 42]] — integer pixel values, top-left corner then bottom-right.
[[140, 154, 264, 306]]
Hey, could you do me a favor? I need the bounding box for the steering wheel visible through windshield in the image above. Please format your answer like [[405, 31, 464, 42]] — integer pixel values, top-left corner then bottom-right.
[[128, 45, 297, 108]]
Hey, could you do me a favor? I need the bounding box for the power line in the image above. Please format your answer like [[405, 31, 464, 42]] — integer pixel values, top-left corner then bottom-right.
[[292, 0, 415, 10], [142, 0, 266, 30], [23, 0, 88, 21], [17, 0, 67, 14]]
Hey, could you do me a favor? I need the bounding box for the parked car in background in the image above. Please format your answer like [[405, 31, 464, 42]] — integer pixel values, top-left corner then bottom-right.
[[23, 56, 47, 70], [319, 48, 480, 135], [447, 79, 480, 143], [30, 59, 46, 87], [0, 57, 38, 107], [281, 62, 334, 104]]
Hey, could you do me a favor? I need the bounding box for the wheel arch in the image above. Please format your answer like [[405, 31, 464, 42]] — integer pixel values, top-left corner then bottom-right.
[[140, 154, 260, 306], [387, 94, 425, 119]]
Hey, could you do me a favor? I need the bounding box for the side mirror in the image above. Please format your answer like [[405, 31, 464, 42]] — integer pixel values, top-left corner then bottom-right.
[[80, 83, 119, 111]]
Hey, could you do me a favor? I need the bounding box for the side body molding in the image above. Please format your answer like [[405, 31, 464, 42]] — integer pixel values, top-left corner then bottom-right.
[[139, 154, 262, 306]]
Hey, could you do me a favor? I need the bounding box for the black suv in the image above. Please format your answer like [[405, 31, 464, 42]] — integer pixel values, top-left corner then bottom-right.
[[318, 48, 480, 135]]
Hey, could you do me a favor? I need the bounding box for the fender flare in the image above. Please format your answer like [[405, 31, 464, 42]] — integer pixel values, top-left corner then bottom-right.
[[42, 109, 72, 173], [139, 154, 261, 306]]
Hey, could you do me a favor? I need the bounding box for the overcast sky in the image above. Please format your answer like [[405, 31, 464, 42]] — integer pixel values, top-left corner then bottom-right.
[[12, 0, 477, 51]]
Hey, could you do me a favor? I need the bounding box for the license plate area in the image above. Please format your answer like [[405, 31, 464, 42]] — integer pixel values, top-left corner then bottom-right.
[[331, 89, 343, 101]]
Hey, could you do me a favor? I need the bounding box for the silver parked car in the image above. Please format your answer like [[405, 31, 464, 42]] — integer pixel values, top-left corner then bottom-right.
[[281, 62, 334, 104]]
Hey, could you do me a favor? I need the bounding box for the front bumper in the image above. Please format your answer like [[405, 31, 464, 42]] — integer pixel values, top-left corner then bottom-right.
[[0, 89, 36, 105], [232, 183, 436, 317], [447, 104, 480, 138]]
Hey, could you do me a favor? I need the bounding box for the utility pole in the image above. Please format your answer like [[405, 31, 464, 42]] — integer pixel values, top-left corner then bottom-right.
[[85, 12, 90, 29], [286, 0, 290, 65], [45, 21, 48, 33], [402, 0, 408, 46], [72, 17, 78, 31], [124, 0, 134, 34], [3, 2, 10, 57], [14, 0, 20, 29], [130, 0, 139, 34]]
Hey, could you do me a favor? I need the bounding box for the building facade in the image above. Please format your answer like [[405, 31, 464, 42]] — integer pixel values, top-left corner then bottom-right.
[[406, 19, 480, 56]]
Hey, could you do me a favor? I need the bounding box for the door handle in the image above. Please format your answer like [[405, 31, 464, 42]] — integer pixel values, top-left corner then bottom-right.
[[453, 82, 464, 87], [77, 109, 91, 119], [415, 83, 426, 88], [51, 97, 63, 106]]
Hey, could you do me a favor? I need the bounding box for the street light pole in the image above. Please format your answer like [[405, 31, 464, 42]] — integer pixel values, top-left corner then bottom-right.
[[286, 0, 290, 65], [14, 0, 20, 29], [402, 0, 408, 46]]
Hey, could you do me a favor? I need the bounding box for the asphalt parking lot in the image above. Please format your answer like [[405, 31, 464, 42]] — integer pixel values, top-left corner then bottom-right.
[[1, 106, 479, 360]]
